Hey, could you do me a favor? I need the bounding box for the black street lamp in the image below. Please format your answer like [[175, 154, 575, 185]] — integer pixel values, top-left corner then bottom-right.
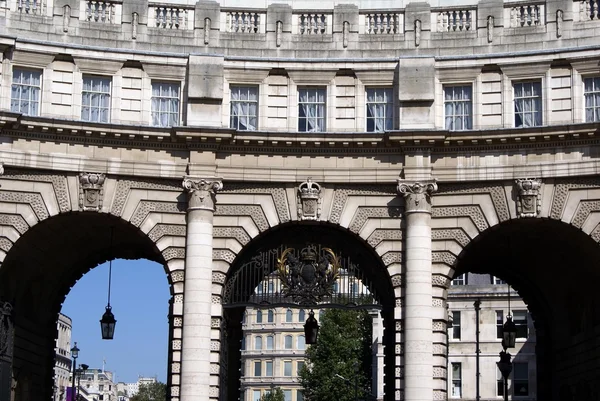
[[502, 284, 517, 349], [304, 310, 319, 344], [70, 343, 79, 401], [497, 350, 513, 401]]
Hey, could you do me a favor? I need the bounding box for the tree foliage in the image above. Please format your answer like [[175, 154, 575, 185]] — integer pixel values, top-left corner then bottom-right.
[[260, 387, 285, 401], [130, 382, 167, 401], [299, 309, 373, 401]]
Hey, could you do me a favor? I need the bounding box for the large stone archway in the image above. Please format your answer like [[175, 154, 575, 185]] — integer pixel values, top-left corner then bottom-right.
[[0, 212, 172, 401], [220, 222, 397, 401], [451, 218, 600, 401]]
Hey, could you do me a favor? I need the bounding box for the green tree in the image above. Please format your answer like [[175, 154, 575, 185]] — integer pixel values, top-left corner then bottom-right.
[[260, 387, 285, 401], [130, 382, 167, 401], [299, 309, 373, 401]]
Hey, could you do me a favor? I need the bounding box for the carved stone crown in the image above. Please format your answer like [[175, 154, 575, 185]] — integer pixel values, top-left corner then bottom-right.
[[300, 246, 317, 262], [298, 179, 321, 200], [516, 178, 541, 195], [79, 172, 105, 189]]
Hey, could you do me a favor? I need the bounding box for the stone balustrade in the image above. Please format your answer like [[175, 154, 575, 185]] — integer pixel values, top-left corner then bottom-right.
[[16, 0, 45, 15], [83, 0, 121, 24], [361, 13, 402, 34], [506, 2, 545, 27], [577, 0, 600, 20], [434, 9, 475, 32], [224, 11, 263, 33], [295, 13, 331, 34], [149, 5, 193, 29]]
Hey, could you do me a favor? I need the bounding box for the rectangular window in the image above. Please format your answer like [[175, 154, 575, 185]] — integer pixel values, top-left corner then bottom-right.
[[253, 390, 261, 401], [254, 361, 261, 377], [297, 391, 304, 401], [11, 68, 42, 116], [444, 85, 473, 130], [513, 363, 529, 396], [152, 82, 180, 127], [284, 390, 292, 401], [496, 311, 504, 339], [297, 361, 305, 375], [584, 77, 600, 122], [99, 385, 104, 391], [452, 311, 461, 340], [451, 274, 466, 286], [497, 367, 505, 397], [514, 81, 542, 127], [82, 76, 111, 123], [451, 362, 462, 398], [366, 87, 393, 132], [493, 276, 506, 285], [265, 361, 273, 377], [230, 86, 258, 131], [284, 361, 292, 377], [513, 310, 528, 339], [298, 87, 326, 132]]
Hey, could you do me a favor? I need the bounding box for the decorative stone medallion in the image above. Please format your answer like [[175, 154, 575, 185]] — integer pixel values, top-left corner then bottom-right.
[[79, 172, 106, 211], [515, 178, 542, 218], [297, 178, 322, 220], [276, 245, 340, 304]]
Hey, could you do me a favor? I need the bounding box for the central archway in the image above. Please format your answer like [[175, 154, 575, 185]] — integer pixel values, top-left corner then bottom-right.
[[453, 218, 600, 400], [0, 212, 171, 401], [221, 222, 396, 401]]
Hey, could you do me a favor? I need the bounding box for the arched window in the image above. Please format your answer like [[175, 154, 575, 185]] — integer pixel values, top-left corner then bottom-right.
[[268, 310, 274, 323], [267, 335, 274, 350], [256, 310, 263, 323], [255, 336, 263, 350], [298, 309, 305, 322], [286, 309, 293, 322], [297, 335, 305, 350], [284, 335, 293, 349]]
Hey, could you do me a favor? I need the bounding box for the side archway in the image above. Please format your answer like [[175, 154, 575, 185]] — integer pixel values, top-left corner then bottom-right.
[[219, 222, 397, 401], [0, 212, 173, 401], [450, 218, 600, 401]]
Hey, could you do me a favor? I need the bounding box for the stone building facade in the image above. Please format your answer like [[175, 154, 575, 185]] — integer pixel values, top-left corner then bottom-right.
[[53, 313, 72, 401], [1, 1, 600, 401]]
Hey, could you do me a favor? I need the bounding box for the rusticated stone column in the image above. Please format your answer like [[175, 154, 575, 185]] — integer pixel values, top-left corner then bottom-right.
[[181, 178, 223, 401], [397, 180, 437, 401]]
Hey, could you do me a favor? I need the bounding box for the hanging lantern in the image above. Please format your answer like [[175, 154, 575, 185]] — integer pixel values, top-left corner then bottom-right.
[[502, 315, 517, 349], [304, 310, 319, 345], [100, 305, 116, 340]]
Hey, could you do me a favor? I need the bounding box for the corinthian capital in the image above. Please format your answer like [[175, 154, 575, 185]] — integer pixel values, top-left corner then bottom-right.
[[182, 177, 223, 211], [397, 180, 438, 213]]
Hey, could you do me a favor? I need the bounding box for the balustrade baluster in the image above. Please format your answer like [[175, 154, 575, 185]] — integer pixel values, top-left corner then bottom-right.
[[593, 0, 598, 19]]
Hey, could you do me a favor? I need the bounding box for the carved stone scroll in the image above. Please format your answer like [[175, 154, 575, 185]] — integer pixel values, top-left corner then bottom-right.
[[297, 178, 322, 221], [79, 172, 106, 211], [397, 180, 438, 213], [182, 178, 223, 211], [515, 178, 542, 218]]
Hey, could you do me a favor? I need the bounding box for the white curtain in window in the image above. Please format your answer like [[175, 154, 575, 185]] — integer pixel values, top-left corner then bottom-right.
[[367, 90, 386, 132], [152, 84, 161, 126], [444, 88, 455, 130], [300, 89, 324, 132]]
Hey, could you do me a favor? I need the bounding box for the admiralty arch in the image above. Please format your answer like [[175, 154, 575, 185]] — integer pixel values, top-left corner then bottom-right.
[[1, 0, 600, 400]]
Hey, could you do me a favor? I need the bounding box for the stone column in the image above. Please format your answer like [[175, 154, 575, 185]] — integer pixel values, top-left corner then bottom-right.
[[181, 178, 223, 401], [397, 180, 437, 401]]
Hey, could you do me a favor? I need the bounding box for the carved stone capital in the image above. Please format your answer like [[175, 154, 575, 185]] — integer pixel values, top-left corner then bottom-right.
[[79, 172, 106, 211], [397, 180, 438, 213], [182, 177, 223, 211], [515, 178, 542, 218], [297, 178, 322, 221]]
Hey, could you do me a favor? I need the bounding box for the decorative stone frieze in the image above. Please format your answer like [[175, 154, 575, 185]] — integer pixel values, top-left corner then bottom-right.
[[182, 178, 223, 211], [432, 228, 470, 247], [213, 249, 236, 263], [297, 178, 322, 220], [397, 180, 438, 213], [111, 179, 180, 216], [550, 178, 600, 220], [0, 191, 49, 221], [171, 271, 184, 283], [437, 183, 510, 222], [213, 227, 251, 245], [215, 205, 269, 232], [329, 185, 396, 224], [212, 272, 226, 284], [130, 202, 182, 227], [382, 251, 403, 266], [163, 247, 185, 261], [221, 184, 290, 223], [173, 317, 183, 327], [432, 206, 489, 232], [349, 206, 402, 233], [367, 228, 403, 247], [0, 214, 29, 234], [432, 251, 457, 267], [515, 178, 542, 218], [148, 224, 187, 242]]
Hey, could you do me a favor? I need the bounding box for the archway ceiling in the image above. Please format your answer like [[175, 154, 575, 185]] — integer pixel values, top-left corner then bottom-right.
[[0, 212, 165, 326]]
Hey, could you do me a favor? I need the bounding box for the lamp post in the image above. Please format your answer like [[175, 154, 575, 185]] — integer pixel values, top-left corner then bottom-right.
[[70, 343, 79, 401]]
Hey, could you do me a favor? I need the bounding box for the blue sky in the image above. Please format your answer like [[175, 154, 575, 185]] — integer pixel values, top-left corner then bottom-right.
[[61, 259, 170, 384]]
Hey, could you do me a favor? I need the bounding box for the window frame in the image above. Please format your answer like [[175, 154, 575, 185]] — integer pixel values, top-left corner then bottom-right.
[[265, 360, 273, 377], [443, 84, 473, 131], [254, 361, 262, 377], [451, 311, 461, 340], [11, 68, 42, 117], [451, 362, 462, 398], [496, 310, 504, 339], [512, 362, 529, 397], [298, 87, 326, 132], [151, 81, 181, 127], [583, 76, 600, 122], [286, 309, 293, 323], [513, 80, 543, 128], [82, 75, 112, 123], [267, 310, 274, 323], [284, 335, 293, 350], [298, 309, 305, 322], [229, 85, 259, 131], [254, 336, 262, 350], [256, 310, 263, 324], [512, 310, 528, 339], [451, 273, 466, 286], [266, 335, 274, 350], [365, 87, 394, 132], [283, 360, 293, 377]]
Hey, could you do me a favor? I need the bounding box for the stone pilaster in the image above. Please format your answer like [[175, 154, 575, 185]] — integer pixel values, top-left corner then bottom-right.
[[180, 178, 222, 401], [397, 180, 437, 401]]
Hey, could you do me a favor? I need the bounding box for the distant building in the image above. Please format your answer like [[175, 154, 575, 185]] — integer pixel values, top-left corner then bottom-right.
[[73, 369, 118, 401], [118, 376, 158, 400], [53, 313, 72, 401]]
